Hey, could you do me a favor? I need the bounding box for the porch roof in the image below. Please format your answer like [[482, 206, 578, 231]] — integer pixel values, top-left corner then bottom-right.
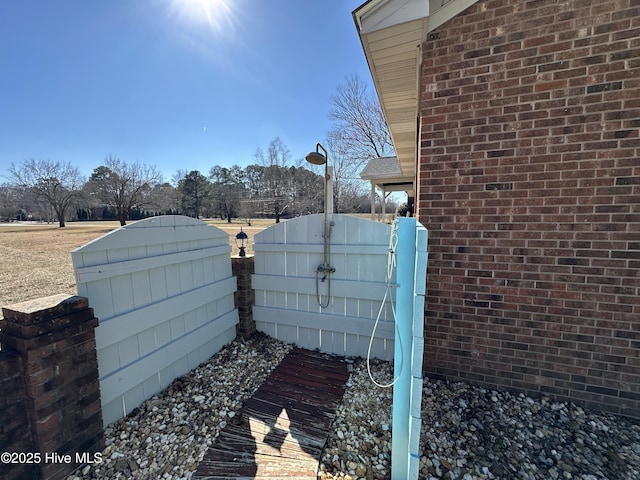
[[360, 156, 414, 194], [352, 0, 479, 181]]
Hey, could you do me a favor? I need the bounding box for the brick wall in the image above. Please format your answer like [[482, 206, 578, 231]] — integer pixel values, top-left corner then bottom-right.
[[232, 255, 256, 338], [0, 351, 38, 480], [417, 0, 639, 416], [0, 294, 104, 480]]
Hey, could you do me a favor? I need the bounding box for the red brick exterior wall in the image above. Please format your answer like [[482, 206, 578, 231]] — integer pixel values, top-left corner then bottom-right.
[[0, 351, 39, 480], [417, 0, 639, 416], [232, 256, 257, 338], [0, 294, 104, 480]]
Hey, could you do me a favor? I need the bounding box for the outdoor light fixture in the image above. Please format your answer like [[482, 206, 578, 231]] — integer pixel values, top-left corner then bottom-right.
[[235, 227, 248, 257], [305, 142, 335, 307]]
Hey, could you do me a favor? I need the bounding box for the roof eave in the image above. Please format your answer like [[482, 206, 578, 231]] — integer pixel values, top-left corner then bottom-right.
[[353, 1, 428, 182], [353, 0, 480, 181]]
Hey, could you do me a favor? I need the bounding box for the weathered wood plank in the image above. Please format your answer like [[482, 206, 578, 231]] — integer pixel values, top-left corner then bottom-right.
[[214, 426, 323, 457], [241, 405, 333, 439], [256, 381, 343, 410], [284, 349, 351, 374], [275, 359, 349, 383], [273, 355, 348, 382], [193, 347, 348, 480], [215, 425, 323, 456], [242, 398, 336, 431], [267, 370, 346, 396], [197, 453, 317, 478]]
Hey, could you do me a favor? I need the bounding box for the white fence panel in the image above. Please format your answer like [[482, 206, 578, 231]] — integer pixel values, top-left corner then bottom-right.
[[72, 215, 238, 426], [253, 214, 395, 359]]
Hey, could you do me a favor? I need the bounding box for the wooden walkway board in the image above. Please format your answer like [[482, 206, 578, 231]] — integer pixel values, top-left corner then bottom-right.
[[193, 347, 349, 479]]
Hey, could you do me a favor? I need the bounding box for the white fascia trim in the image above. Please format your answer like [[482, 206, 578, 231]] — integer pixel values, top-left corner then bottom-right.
[[355, 0, 429, 35], [355, 0, 481, 35]]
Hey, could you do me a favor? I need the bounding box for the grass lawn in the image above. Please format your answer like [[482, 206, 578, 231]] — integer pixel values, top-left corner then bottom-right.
[[205, 218, 273, 257], [0, 218, 273, 308]]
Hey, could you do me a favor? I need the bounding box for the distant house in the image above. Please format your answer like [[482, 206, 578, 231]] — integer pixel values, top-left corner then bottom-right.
[[359, 155, 414, 219], [354, 0, 640, 417]]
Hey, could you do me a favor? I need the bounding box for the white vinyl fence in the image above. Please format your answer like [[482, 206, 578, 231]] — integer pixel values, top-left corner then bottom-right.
[[72, 216, 238, 426], [252, 214, 396, 359]]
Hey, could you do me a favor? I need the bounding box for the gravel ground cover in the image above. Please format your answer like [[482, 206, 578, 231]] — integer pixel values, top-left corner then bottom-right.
[[66, 334, 291, 480], [66, 334, 640, 480], [321, 360, 640, 480]]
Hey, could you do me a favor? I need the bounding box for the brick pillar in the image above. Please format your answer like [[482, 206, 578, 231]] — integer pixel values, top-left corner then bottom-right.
[[0, 350, 37, 480], [0, 294, 104, 480], [232, 255, 256, 338]]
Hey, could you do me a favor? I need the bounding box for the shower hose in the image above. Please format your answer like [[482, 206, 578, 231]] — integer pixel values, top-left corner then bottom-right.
[[367, 219, 404, 388]]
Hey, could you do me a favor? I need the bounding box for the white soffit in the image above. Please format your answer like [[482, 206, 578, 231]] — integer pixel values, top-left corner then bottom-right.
[[353, 0, 479, 180]]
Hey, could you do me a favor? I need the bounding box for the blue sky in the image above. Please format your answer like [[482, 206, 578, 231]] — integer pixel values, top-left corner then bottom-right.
[[0, 0, 372, 181]]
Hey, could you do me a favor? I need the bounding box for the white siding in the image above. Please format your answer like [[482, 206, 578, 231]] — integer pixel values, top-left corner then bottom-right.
[[253, 214, 396, 359], [72, 216, 238, 426]]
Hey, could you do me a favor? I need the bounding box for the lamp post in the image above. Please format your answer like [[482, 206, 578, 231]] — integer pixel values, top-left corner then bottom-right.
[[235, 227, 248, 257]]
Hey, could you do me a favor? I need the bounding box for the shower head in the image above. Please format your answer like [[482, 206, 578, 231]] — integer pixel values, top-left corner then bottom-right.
[[306, 142, 328, 166], [305, 151, 327, 165]]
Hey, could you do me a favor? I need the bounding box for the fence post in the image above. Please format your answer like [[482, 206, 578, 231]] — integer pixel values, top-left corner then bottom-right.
[[232, 255, 256, 338], [392, 218, 416, 480], [392, 218, 428, 480], [0, 294, 104, 480]]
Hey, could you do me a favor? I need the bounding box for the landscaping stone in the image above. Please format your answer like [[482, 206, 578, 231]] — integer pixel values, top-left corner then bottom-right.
[[67, 336, 640, 480]]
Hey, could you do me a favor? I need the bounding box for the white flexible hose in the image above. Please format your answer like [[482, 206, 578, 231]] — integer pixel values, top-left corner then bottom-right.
[[367, 220, 403, 388]]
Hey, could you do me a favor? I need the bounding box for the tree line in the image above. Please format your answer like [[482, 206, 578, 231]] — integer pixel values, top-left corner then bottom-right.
[[0, 75, 399, 227], [1, 137, 395, 227]]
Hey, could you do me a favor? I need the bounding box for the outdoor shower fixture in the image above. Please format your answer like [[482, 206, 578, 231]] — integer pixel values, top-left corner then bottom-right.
[[305, 142, 335, 308]]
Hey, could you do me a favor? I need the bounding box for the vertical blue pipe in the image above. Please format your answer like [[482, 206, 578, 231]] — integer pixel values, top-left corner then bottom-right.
[[410, 224, 428, 477], [391, 217, 416, 480]]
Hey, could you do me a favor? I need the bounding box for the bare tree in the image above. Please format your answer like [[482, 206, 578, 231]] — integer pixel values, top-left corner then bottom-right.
[[255, 137, 291, 167], [289, 167, 324, 216], [148, 182, 181, 215], [323, 129, 370, 213], [329, 73, 394, 165], [0, 183, 18, 221], [8, 159, 84, 227], [254, 137, 292, 222], [323, 74, 396, 213], [87, 156, 162, 226], [171, 169, 189, 188], [209, 165, 246, 222]]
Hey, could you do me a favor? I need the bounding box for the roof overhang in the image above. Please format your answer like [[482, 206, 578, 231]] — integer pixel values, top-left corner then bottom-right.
[[360, 156, 414, 194], [353, 0, 479, 180], [372, 180, 414, 193]]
